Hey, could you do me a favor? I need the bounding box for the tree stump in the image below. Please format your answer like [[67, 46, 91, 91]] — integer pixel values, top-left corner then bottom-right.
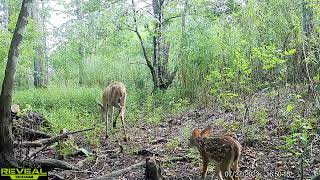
[[145, 157, 161, 180]]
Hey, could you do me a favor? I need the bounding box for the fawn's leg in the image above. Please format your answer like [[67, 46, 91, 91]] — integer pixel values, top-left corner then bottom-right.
[[201, 155, 209, 179], [120, 107, 128, 141], [215, 165, 223, 180], [232, 160, 240, 180], [220, 158, 233, 180]]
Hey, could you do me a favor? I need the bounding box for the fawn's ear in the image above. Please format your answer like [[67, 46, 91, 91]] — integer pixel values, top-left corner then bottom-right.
[[192, 128, 201, 138], [200, 126, 211, 137]]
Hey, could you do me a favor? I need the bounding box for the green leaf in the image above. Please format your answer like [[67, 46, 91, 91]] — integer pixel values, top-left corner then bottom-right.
[[77, 148, 91, 157], [210, 87, 218, 94], [285, 49, 296, 55], [287, 104, 294, 112]]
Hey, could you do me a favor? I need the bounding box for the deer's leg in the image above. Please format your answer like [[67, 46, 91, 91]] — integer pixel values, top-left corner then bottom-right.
[[113, 108, 121, 128], [105, 104, 109, 139], [120, 107, 128, 142], [109, 106, 114, 131]]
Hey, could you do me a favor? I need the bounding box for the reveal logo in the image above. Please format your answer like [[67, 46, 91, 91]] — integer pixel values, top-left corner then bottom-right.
[[0, 168, 48, 180]]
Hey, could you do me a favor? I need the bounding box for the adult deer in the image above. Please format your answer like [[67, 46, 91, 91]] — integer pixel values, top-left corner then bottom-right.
[[101, 81, 128, 141]]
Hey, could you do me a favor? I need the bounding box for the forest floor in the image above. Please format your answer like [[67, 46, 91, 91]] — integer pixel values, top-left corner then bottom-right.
[[15, 88, 320, 180]]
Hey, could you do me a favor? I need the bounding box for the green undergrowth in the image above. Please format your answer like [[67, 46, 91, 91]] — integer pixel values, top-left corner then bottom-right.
[[13, 86, 190, 145]]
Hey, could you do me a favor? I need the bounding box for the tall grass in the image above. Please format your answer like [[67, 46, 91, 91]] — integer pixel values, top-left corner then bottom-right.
[[13, 86, 190, 137]]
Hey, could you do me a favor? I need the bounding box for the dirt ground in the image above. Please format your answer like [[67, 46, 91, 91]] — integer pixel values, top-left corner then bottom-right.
[[50, 109, 319, 180], [14, 89, 320, 180]]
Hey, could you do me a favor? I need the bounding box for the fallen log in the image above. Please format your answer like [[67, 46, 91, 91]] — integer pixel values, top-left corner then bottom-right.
[[88, 156, 190, 180], [14, 127, 94, 148], [14, 125, 51, 140], [15, 141, 43, 148], [21, 158, 75, 170]]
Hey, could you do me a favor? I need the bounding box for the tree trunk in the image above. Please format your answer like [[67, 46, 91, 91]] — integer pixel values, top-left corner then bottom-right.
[[0, 0, 33, 168], [76, 0, 85, 85], [32, 0, 45, 88], [132, 0, 176, 92], [79, 44, 85, 85], [41, 0, 49, 86], [152, 0, 177, 91], [33, 58, 44, 87], [178, 0, 189, 97]]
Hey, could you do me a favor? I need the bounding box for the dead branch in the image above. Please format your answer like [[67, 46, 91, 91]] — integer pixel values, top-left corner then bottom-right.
[[14, 128, 94, 148], [21, 158, 75, 170], [129, 62, 147, 66], [48, 174, 65, 180], [67, 169, 94, 174], [25, 144, 50, 160], [14, 124, 51, 139], [88, 156, 189, 180], [15, 141, 43, 148]]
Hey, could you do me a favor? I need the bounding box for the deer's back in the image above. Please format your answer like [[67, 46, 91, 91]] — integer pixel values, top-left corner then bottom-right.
[[103, 82, 126, 107], [196, 137, 233, 162]]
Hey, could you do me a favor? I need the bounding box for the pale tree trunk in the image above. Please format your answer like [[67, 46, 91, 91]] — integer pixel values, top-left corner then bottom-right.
[[79, 44, 85, 85], [41, 0, 49, 86], [178, 0, 189, 91], [0, 0, 33, 167], [76, 0, 85, 85], [32, 0, 46, 88], [181, 0, 188, 36]]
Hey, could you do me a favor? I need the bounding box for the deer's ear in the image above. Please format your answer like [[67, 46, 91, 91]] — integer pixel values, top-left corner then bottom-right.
[[200, 126, 211, 137], [192, 128, 201, 138]]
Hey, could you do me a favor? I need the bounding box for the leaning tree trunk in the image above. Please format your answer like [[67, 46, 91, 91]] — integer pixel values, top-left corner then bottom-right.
[[0, 0, 33, 168]]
